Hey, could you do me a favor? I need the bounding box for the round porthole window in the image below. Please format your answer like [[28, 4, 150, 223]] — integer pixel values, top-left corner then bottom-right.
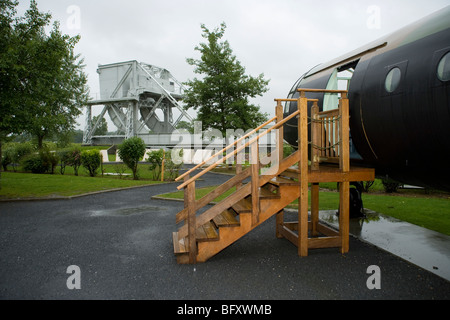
[[437, 51, 450, 82], [385, 67, 401, 93]]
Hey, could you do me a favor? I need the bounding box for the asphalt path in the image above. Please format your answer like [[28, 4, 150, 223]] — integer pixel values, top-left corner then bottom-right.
[[0, 172, 449, 300]]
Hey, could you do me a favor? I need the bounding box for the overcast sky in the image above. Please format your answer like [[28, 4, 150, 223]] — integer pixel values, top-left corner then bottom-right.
[[17, 0, 450, 131]]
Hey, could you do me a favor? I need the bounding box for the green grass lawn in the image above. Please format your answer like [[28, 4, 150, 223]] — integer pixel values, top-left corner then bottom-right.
[[0, 171, 162, 198], [0, 162, 174, 199], [157, 186, 450, 236]]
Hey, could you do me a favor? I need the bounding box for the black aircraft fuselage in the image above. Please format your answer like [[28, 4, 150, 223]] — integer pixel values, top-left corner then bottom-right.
[[283, 6, 450, 191]]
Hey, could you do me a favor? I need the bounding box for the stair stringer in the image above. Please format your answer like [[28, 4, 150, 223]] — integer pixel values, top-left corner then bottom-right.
[[196, 184, 301, 263]]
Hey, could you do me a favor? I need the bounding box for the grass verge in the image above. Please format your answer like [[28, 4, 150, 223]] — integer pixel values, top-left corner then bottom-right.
[[0, 171, 163, 199]]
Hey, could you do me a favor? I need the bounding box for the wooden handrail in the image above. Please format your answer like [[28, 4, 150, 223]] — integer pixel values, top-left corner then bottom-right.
[[298, 88, 348, 94], [177, 109, 301, 190], [175, 115, 277, 182]]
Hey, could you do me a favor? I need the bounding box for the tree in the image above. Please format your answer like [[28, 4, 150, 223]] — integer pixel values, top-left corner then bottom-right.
[[92, 115, 108, 136], [183, 22, 270, 136], [24, 16, 89, 149], [0, 0, 88, 186], [117, 137, 146, 180]]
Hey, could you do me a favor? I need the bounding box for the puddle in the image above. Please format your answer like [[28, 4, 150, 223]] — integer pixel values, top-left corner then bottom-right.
[[90, 206, 162, 217], [319, 210, 450, 281]]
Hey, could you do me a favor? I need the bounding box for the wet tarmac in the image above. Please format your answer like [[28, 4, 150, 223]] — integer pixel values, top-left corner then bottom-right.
[[318, 210, 450, 282], [1, 172, 449, 300]]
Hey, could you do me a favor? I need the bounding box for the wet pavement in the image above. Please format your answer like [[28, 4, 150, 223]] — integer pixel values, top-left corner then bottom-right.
[[319, 210, 450, 281], [0, 172, 449, 300]]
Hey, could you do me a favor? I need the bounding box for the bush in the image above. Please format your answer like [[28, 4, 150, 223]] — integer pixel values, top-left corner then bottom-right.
[[39, 147, 59, 174], [117, 137, 146, 180], [382, 177, 401, 193], [22, 153, 49, 174], [146, 149, 164, 180], [66, 147, 82, 176], [2, 142, 34, 172], [165, 152, 183, 181], [81, 149, 101, 177]]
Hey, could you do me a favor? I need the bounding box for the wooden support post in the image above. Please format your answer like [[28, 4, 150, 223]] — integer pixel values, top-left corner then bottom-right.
[[311, 183, 320, 237], [339, 93, 350, 173], [276, 210, 285, 239], [339, 181, 350, 254], [298, 93, 309, 257], [186, 180, 197, 264], [339, 92, 350, 254], [251, 141, 260, 226]]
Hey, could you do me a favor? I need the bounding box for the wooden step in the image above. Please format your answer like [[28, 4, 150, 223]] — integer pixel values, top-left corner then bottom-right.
[[232, 198, 252, 213], [172, 232, 188, 255], [269, 176, 300, 186], [213, 209, 240, 228], [196, 221, 219, 242], [259, 187, 280, 199]]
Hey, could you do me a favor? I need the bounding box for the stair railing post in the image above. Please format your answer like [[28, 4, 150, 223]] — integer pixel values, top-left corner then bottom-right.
[[185, 176, 197, 264], [275, 100, 285, 238], [275, 100, 284, 168], [311, 101, 320, 171], [310, 101, 320, 237], [235, 138, 243, 190], [251, 139, 260, 226], [297, 91, 309, 257]]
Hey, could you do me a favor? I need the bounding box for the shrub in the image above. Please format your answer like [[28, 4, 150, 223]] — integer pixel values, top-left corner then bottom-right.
[[66, 147, 82, 176], [81, 149, 101, 177], [22, 153, 49, 174], [164, 152, 183, 181], [146, 149, 164, 180], [382, 177, 401, 193], [39, 147, 59, 174], [2, 142, 34, 172], [117, 137, 146, 180]]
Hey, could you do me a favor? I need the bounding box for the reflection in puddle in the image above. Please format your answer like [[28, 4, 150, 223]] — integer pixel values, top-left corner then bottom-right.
[[319, 210, 450, 281], [90, 206, 161, 217]]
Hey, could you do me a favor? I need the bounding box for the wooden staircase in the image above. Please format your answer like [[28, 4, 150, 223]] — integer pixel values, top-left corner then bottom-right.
[[172, 89, 375, 264]]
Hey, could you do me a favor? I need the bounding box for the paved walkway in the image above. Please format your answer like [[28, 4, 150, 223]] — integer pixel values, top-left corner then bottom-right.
[[0, 173, 449, 300]]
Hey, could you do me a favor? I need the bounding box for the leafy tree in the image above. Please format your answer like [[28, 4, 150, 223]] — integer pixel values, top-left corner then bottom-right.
[[183, 22, 270, 136], [92, 115, 108, 136], [25, 18, 89, 149], [0, 0, 88, 186], [117, 137, 146, 180]]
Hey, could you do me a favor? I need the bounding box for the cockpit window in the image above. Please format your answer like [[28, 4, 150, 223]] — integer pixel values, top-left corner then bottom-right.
[[385, 67, 401, 93], [437, 51, 450, 82]]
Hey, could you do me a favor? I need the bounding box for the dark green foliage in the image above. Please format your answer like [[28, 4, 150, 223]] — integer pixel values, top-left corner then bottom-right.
[[117, 137, 146, 180], [382, 177, 401, 193], [81, 149, 101, 177], [0, 0, 88, 187], [183, 22, 270, 135], [2, 142, 34, 171], [22, 153, 48, 174], [146, 149, 164, 181]]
